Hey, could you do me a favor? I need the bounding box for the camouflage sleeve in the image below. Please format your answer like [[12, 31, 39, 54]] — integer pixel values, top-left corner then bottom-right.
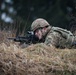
[[44, 31, 61, 47]]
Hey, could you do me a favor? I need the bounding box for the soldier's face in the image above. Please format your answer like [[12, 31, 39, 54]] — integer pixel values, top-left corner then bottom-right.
[[35, 29, 43, 40]]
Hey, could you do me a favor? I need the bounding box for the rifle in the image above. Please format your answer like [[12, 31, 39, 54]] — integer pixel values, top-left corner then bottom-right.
[[72, 41, 76, 46], [8, 31, 39, 44]]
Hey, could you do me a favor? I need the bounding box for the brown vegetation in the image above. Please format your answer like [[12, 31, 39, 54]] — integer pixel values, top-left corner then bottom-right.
[[0, 30, 76, 75]]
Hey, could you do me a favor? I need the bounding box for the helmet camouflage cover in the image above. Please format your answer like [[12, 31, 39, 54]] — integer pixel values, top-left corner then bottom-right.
[[31, 18, 50, 31]]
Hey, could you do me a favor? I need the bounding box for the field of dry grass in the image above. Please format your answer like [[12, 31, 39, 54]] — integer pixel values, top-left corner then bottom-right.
[[0, 30, 76, 75]]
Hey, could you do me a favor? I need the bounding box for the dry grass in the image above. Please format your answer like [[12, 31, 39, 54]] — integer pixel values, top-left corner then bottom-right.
[[0, 30, 76, 75]]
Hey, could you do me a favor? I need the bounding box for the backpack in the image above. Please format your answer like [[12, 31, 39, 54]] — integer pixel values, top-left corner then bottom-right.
[[52, 27, 74, 45]]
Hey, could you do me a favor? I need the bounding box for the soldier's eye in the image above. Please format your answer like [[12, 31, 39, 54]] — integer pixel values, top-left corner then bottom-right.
[[34, 27, 43, 34], [36, 30, 39, 33], [34, 29, 39, 34]]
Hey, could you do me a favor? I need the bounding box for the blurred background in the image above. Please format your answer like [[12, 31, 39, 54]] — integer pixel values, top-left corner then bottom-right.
[[0, 0, 76, 35]]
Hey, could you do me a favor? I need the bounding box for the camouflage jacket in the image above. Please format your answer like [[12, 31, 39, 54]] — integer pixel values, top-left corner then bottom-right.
[[44, 27, 75, 48]]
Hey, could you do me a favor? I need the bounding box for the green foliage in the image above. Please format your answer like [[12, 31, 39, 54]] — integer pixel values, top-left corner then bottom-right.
[[13, 0, 76, 31], [0, 0, 76, 33]]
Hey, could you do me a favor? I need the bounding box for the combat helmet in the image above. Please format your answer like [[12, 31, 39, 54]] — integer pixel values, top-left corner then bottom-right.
[[31, 18, 50, 31]]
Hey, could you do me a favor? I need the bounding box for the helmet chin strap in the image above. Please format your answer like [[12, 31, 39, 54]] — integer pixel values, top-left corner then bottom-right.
[[42, 26, 51, 38]]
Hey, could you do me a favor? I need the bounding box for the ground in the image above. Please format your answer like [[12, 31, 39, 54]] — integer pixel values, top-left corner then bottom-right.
[[0, 30, 76, 75]]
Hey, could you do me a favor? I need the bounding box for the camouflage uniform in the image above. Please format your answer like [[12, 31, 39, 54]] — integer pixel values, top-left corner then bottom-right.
[[31, 18, 76, 48], [44, 27, 75, 48]]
